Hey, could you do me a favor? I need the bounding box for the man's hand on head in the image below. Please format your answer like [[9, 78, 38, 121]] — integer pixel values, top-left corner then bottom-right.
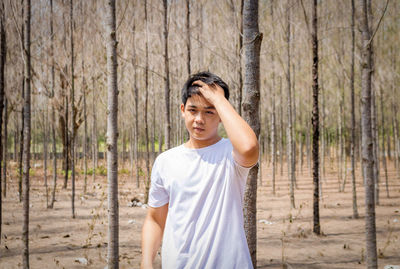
[[192, 80, 225, 106]]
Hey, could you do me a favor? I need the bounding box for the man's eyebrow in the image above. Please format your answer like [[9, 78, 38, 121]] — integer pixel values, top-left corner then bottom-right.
[[205, 106, 215, 109]]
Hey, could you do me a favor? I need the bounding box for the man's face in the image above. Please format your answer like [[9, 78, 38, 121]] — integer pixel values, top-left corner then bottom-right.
[[180, 94, 221, 143]]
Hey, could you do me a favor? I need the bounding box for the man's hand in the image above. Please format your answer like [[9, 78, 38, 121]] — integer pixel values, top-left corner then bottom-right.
[[192, 80, 225, 106]]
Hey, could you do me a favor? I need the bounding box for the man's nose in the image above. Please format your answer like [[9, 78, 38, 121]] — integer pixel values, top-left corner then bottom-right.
[[194, 112, 204, 124]]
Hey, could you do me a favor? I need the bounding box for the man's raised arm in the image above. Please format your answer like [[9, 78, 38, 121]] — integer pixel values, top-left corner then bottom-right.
[[194, 80, 259, 168]]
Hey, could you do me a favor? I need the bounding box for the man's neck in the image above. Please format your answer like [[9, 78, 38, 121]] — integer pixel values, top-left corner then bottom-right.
[[185, 136, 221, 149]]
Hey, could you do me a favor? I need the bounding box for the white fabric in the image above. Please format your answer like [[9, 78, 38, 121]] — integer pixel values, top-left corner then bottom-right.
[[148, 138, 253, 269]]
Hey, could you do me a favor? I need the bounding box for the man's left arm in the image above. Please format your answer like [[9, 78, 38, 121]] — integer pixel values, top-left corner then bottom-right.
[[195, 81, 259, 168]]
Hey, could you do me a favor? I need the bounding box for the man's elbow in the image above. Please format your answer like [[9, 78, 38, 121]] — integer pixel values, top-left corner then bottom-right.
[[238, 140, 259, 167]]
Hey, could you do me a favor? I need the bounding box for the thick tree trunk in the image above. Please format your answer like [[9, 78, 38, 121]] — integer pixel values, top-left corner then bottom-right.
[[359, 0, 378, 267], [238, 0, 244, 116], [105, 0, 119, 266], [22, 0, 32, 266], [286, 2, 295, 209], [350, 0, 359, 218], [163, 0, 171, 150], [242, 0, 262, 266], [311, 0, 320, 235]]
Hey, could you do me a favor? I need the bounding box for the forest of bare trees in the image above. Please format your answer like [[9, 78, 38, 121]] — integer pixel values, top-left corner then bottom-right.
[[0, 0, 399, 268]]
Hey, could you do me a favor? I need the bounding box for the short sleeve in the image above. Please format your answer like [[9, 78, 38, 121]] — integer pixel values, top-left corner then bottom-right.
[[148, 158, 169, 207]]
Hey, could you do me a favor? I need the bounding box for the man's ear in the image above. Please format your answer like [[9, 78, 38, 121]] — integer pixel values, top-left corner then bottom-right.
[[180, 103, 185, 118]]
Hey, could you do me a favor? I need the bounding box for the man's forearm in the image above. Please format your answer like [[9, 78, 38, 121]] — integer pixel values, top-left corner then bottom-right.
[[141, 216, 164, 268], [214, 95, 259, 167]]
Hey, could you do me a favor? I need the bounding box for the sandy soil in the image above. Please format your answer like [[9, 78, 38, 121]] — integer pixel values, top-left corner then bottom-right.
[[1, 158, 399, 269]]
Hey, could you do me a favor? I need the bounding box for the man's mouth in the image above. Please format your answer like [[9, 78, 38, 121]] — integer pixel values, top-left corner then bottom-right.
[[193, 127, 205, 132]]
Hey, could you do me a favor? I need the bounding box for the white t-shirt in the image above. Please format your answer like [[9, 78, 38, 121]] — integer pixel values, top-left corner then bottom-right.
[[148, 138, 253, 269]]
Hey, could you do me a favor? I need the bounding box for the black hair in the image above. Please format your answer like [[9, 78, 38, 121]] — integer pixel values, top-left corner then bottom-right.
[[181, 71, 230, 106]]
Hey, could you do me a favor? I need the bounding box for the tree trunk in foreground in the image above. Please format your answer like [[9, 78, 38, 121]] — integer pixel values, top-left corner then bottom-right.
[[359, 0, 378, 267], [105, 0, 119, 267], [242, 0, 262, 266], [164, 0, 171, 150]]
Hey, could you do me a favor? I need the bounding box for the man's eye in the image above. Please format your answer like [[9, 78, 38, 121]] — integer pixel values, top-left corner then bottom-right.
[[206, 111, 214, 115], [189, 109, 196, 112]]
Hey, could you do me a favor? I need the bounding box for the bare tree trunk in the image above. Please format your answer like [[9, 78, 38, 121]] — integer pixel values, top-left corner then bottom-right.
[[92, 77, 97, 183], [279, 76, 284, 176], [372, 89, 380, 205], [270, 0, 276, 195], [350, 0, 359, 218], [69, 0, 76, 219], [19, 4, 25, 203], [390, 48, 399, 178], [144, 0, 151, 204], [359, 0, 378, 267], [163, 0, 171, 150], [49, 0, 57, 210], [380, 87, 389, 197], [311, 0, 320, 235], [238, 0, 244, 116], [0, 2, 5, 242], [186, 0, 191, 76], [22, 0, 32, 266], [242, 0, 262, 266], [43, 107, 49, 208], [131, 16, 139, 187], [2, 100, 7, 199], [105, 0, 119, 266], [286, 2, 295, 209], [81, 0, 87, 194]]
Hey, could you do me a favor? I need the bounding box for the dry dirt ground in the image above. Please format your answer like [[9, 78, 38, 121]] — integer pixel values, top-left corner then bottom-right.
[[1, 159, 399, 269]]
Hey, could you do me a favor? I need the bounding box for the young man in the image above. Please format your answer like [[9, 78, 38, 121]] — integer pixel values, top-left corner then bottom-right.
[[141, 72, 259, 269]]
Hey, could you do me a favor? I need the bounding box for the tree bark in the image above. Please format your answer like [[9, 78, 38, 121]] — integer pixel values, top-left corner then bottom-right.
[[2, 100, 7, 199], [0, 2, 5, 241], [69, 0, 76, 219], [22, 0, 32, 266], [350, 0, 359, 218], [144, 0, 151, 204], [242, 0, 262, 266], [311, 0, 320, 235], [105, 0, 119, 267], [163, 0, 171, 150], [270, 0, 276, 195], [286, 1, 295, 209], [379, 87, 389, 197], [43, 106, 49, 208], [186, 0, 191, 76], [359, 0, 378, 267]]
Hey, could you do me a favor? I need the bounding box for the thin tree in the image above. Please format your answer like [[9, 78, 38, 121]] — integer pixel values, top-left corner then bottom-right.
[[350, 0, 359, 219], [286, 1, 295, 209], [144, 0, 151, 203], [2, 100, 7, 199], [186, 0, 191, 76], [49, 0, 57, 209], [359, 0, 378, 267], [380, 87, 389, 197], [43, 107, 49, 207], [270, 0, 276, 195], [311, 0, 320, 235], [18, 2, 25, 203], [69, 0, 76, 219], [164, 0, 171, 150], [22, 0, 32, 266], [81, 0, 88, 194], [0, 0, 5, 244], [105, 0, 119, 266], [242, 0, 262, 266]]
